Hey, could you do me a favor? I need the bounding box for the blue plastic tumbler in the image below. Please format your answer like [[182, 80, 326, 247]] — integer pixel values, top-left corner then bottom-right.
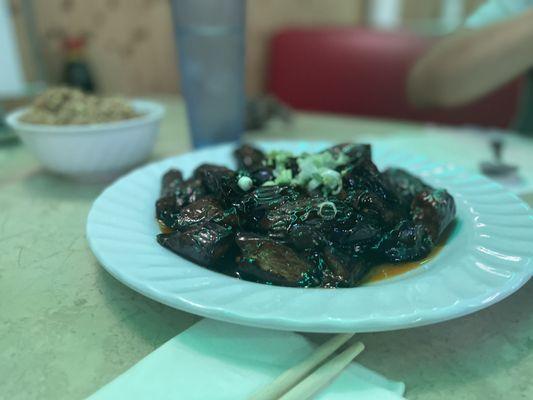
[[170, 0, 246, 148]]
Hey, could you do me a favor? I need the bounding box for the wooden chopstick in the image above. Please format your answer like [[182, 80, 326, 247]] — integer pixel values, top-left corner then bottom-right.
[[247, 333, 354, 400], [279, 341, 365, 400]]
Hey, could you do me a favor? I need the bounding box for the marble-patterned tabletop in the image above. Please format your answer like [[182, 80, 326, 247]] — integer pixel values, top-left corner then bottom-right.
[[1, 96, 531, 400]]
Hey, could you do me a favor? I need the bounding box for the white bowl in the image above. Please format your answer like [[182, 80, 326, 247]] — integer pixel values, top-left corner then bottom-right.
[[6, 99, 165, 181]]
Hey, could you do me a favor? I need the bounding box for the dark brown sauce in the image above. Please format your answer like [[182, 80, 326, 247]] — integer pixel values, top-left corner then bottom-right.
[[362, 222, 455, 284]]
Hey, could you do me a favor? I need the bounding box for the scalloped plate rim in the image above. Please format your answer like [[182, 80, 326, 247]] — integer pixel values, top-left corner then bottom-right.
[[86, 141, 533, 333]]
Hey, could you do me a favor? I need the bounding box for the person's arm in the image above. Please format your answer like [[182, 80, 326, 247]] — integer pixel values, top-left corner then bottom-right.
[[407, 8, 533, 108]]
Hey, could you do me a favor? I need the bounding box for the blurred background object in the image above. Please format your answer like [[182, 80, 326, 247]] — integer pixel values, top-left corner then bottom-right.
[[61, 36, 95, 92], [1, 0, 45, 142], [0, 0, 25, 98], [4, 0, 522, 130], [6, 93, 164, 180], [480, 133, 518, 178], [7, 0, 488, 94], [0, 0, 26, 141], [170, 0, 245, 148], [267, 27, 521, 128]]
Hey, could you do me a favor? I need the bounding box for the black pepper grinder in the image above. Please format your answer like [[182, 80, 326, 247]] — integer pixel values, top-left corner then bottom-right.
[[62, 37, 95, 93]]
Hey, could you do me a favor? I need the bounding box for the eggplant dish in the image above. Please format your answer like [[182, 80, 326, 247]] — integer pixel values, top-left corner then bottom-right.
[[155, 144, 456, 288]]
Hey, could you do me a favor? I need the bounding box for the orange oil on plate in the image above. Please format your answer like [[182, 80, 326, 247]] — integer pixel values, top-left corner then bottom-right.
[[363, 223, 454, 284]]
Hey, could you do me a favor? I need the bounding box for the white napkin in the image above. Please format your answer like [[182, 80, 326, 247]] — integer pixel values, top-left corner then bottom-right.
[[89, 319, 405, 400]]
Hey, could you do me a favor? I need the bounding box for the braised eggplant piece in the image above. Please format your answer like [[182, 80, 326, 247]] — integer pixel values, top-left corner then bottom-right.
[[382, 168, 431, 209], [288, 219, 328, 251], [175, 177, 207, 208], [234, 145, 274, 185], [323, 248, 376, 287], [257, 198, 318, 240], [321, 247, 352, 286], [378, 220, 434, 262], [237, 185, 301, 227], [302, 247, 373, 288], [329, 213, 381, 249], [234, 144, 266, 171], [156, 195, 181, 231], [194, 164, 234, 181], [155, 143, 456, 288], [194, 164, 244, 206], [168, 196, 240, 232], [235, 233, 312, 286], [160, 169, 184, 197], [412, 189, 456, 242], [171, 196, 224, 231], [157, 222, 233, 267], [325, 143, 371, 163], [156, 174, 204, 230], [343, 159, 401, 226], [349, 259, 375, 286]]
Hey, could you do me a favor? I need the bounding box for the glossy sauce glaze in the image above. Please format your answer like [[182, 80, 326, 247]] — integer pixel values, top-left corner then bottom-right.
[[159, 220, 454, 285], [363, 222, 454, 284]]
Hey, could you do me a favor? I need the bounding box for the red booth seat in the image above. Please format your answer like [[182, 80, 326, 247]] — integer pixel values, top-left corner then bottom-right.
[[267, 27, 523, 128]]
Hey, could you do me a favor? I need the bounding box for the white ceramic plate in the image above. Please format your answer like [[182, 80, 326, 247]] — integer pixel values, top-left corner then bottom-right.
[[86, 141, 533, 333]]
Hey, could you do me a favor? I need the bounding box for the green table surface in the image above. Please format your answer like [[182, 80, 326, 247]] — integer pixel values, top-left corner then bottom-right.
[[1, 96, 532, 400]]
